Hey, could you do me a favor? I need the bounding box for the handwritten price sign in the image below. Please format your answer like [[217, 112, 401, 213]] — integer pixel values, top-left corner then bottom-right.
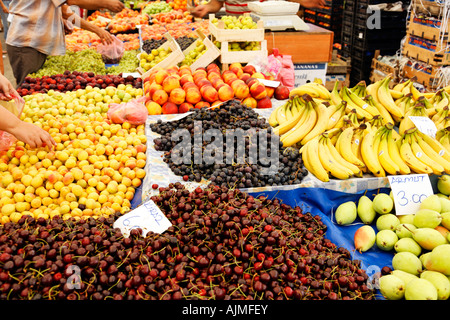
[[388, 174, 434, 215], [113, 200, 172, 237], [408, 116, 437, 138]]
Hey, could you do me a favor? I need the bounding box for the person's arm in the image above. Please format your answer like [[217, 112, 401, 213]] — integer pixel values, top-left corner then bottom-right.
[[62, 4, 114, 44], [65, 0, 124, 12], [0, 0, 8, 14], [190, 0, 224, 18], [299, 0, 326, 8]]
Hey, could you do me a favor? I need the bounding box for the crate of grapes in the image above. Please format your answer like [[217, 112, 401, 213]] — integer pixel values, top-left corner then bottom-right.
[[219, 40, 268, 64], [208, 13, 265, 42], [137, 32, 184, 78], [179, 30, 221, 71]]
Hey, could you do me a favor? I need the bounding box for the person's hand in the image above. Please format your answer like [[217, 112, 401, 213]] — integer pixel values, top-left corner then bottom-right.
[[189, 5, 209, 18], [9, 122, 56, 149], [0, 74, 19, 101], [1, 5, 9, 14], [301, 0, 326, 8], [96, 28, 114, 45], [103, 0, 125, 12]]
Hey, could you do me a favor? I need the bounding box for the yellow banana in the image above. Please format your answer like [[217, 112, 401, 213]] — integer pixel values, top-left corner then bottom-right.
[[281, 99, 318, 147], [284, 102, 294, 122], [399, 133, 433, 174], [336, 126, 366, 169], [410, 135, 445, 175], [341, 86, 373, 120], [268, 102, 285, 127], [330, 81, 342, 106], [301, 101, 329, 145], [273, 102, 307, 136], [305, 82, 332, 100], [414, 132, 450, 174], [386, 128, 411, 175], [364, 94, 395, 126], [361, 125, 385, 177], [393, 79, 411, 92], [417, 130, 450, 162], [377, 130, 401, 175], [289, 82, 331, 100], [409, 82, 423, 101], [325, 135, 362, 177], [440, 133, 450, 153], [390, 89, 404, 100], [275, 102, 289, 125], [317, 135, 352, 180], [301, 137, 329, 182], [377, 77, 404, 120], [326, 101, 346, 130]]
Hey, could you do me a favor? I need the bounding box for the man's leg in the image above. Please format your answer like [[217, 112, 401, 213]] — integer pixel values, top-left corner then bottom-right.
[[6, 45, 47, 87]]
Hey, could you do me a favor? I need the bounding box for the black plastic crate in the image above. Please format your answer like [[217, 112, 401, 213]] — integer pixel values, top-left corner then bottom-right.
[[354, 10, 407, 29]]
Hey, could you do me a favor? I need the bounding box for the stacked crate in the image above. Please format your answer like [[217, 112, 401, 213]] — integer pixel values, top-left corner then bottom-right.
[[340, 0, 357, 59], [349, 0, 408, 85], [401, 0, 450, 91], [303, 0, 344, 43]]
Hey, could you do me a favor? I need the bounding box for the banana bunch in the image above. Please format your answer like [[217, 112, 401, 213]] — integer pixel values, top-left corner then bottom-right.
[[399, 128, 450, 175], [326, 100, 347, 130], [301, 129, 363, 182], [398, 101, 428, 135], [395, 93, 413, 115], [269, 96, 304, 133], [289, 82, 331, 101], [436, 127, 450, 154], [432, 89, 450, 113], [432, 106, 450, 131], [340, 86, 380, 120]]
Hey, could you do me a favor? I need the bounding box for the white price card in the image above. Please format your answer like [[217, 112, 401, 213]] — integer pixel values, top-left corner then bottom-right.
[[258, 78, 281, 88], [113, 200, 172, 237], [388, 174, 434, 215], [408, 116, 437, 138]]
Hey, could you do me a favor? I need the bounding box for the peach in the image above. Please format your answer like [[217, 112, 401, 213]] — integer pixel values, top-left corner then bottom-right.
[[265, 74, 275, 81], [182, 82, 198, 91], [193, 69, 207, 80], [215, 82, 227, 91], [265, 86, 275, 99], [206, 63, 220, 73], [211, 77, 225, 89], [179, 74, 194, 87], [211, 100, 223, 109], [196, 78, 213, 89], [222, 70, 238, 86], [162, 102, 179, 114], [162, 75, 180, 93], [233, 82, 250, 100], [148, 82, 163, 98], [230, 79, 246, 92], [146, 101, 162, 115], [257, 96, 272, 109], [185, 87, 202, 105], [250, 81, 267, 100], [239, 73, 251, 83], [169, 87, 186, 105], [230, 65, 243, 78], [274, 85, 290, 100], [252, 72, 266, 79], [243, 64, 256, 75], [195, 101, 210, 109], [246, 77, 259, 88], [207, 71, 222, 83], [166, 65, 180, 75], [152, 89, 169, 105], [242, 96, 257, 108], [179, 65, 193, 76], [218, 84, 234, 101], [200, 85, 219, 103], [179, 102, 194, 113], [154, 69, 169, 85]]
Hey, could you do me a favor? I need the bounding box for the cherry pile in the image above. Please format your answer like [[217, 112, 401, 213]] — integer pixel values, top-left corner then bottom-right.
[[0, 184, 375, 300], [17, 71, 143, 96], [150, 100, 308, 188]]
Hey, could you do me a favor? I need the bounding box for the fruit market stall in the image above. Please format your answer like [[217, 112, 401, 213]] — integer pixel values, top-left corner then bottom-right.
[[1, 2, 450, 304]]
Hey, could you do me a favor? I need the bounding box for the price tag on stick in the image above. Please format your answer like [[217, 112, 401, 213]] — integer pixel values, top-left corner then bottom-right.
[[408, 116, 437, 138], [388, 174, 434, 215], [113, 200, 172, 237]]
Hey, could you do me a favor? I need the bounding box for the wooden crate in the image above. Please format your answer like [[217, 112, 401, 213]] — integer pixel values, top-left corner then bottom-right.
[[219, 40, 268, 64], [137, 32, 184, 79], [401, 57, 444, 90], [180, 30, 221, 71], [327, 50, 349, 74], [208, 13, 265, 42], [402, 34, 450, 66], [370, 50, 399, 80], [407, 11, 450, 42], [412, 0, 445, 17]]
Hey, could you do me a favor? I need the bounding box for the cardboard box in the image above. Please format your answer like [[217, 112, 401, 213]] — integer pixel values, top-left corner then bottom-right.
[[402, 34, 450, 66], [407, 12, 450, 42], [294, 63, 328, 86]]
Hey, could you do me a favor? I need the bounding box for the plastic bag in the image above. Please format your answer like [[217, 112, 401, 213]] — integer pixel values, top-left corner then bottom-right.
[[0, 94, 25, 151], [107, 96, 149, 125], [271, 48, 295, 90], [97, 36, 125, 64]]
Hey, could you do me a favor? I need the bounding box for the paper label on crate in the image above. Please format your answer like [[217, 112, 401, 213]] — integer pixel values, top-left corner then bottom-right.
[[388, 174, 434, 215], [408, 116, 437, 138], [113, 200, 172, 237], [258, 79, 280, 88], [294, 63, 327, 87]]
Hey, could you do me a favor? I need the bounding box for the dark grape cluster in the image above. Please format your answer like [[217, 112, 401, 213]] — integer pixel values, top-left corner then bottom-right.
[[150, 100, 307, 188], [0, 184, 375, 300], [175, 36, 197, 51], [142, 36, 197, 54]]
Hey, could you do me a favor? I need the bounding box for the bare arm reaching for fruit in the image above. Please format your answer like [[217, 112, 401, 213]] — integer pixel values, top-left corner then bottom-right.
[[0, 74, 56, 149]]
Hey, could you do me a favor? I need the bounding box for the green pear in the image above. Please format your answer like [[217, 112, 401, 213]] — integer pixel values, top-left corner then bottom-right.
[[394, 237, 422, 256], [413, 209, 442, 229], [357, 195, 377, 224], [398, 214, 415, 225], [424, 244, 450, 276], [419, 252, 432, 267], [395, 223, 416, 239], [405, 278, 438, 300], [354, 225, 376, 253], [376, 214, 400, 231], [379, 275, 405, 300], [420, 270, 450, 300], [376, 229, 398, 251], [411, 228, 447, 251], [373, 193, 394, 215], [392, 251, 423, 276], [419, 194, 442, 212], [439, 197, 450, 213], [391, 270, 419, 286], [437, 174, 450, 195], [441, 212, 450, 230], [335, 201, 357, 225]]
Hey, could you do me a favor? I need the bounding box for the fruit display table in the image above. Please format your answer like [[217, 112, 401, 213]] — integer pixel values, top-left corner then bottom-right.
[[264, 24, 334, 63]]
